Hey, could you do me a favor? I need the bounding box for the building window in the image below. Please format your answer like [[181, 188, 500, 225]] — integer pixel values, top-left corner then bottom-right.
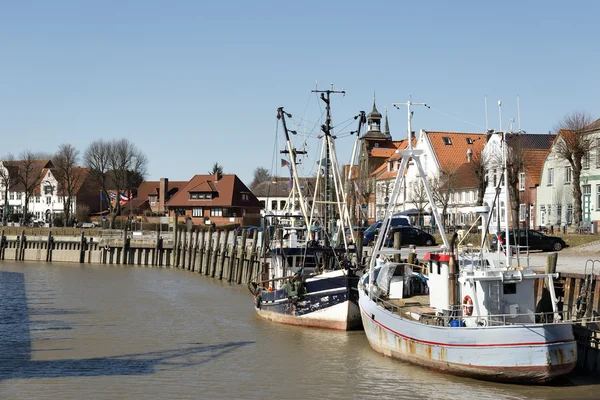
[[597, 185, 600, 211], [540, 205, 546, 225], [259, 200, 265, 209], [493, 170, 497, 187], [565, 166, 572, 184], [190, 193, 198, 200], [547, 168, 554, 185], [583, 152, 591, 169], [557, 204, 562, 225], [547, 205, 552, 224], [58, 197, 63, 203], [35, 196, 40, 203], [519, 172, 525, 191], [192, 207, 203, 217], [17, 192, 22, 200], [597, 139, 600, 168], [9, 192, 14, 200], [174, 208, 186, 216], [279, 200, 286, 210], [271, 200, 277, 210], [210, 208, 223, 217], [519, 204, 526, 222], [242, 193, 249, 201], [150, 195, 156, 206], [566, 204, 573, 225], [44, 185, 53, 195], [443, 137, 452, 145], [466, 137, 473, 144], [46, 196, 51, 204]]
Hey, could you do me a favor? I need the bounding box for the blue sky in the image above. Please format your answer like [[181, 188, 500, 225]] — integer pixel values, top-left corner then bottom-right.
[[1, 1, 599, 184]]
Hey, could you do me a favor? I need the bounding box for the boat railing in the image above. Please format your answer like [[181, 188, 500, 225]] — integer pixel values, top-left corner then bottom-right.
[[375, 294, 582, 327]]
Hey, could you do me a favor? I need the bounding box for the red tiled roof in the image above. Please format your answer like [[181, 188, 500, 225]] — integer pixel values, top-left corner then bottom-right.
[[166, 174, 260, 208], [453, 162, 479, 190], [425, 131, 487, 172], [525, 149, 551, 186]]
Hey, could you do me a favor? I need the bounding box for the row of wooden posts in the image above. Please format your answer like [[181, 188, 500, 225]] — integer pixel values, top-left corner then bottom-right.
[[168, 226, 266, 284]]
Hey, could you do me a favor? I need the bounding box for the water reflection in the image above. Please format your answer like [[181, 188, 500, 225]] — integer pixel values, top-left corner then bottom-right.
[[0, 270, 252, 381]]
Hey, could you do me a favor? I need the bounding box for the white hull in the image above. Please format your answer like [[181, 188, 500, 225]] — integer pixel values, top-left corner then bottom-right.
[[358, 289, 576, 383], [256, 298, 361, 330]]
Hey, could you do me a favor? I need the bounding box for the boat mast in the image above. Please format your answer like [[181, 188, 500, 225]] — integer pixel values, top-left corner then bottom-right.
[[312, 84, 345, 246], [277, 107, 309, 224]]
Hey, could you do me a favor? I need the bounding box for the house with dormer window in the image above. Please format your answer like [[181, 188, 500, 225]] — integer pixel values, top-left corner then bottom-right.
[[164, 173, 261, 227]]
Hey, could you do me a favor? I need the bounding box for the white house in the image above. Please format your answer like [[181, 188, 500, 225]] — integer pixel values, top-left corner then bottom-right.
[[380, 130, 487, 227], [483, 132, 555, 230], [537, 120, 600, 229]]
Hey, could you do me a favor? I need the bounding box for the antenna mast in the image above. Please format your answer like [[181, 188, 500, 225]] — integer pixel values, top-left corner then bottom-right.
[[517, 95, 521, 132], [312, 84, 345, 246]]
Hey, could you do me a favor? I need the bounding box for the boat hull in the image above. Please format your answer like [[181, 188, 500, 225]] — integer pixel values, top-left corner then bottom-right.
[[358, 290, 576, 383], [255, 272, 362, 331]]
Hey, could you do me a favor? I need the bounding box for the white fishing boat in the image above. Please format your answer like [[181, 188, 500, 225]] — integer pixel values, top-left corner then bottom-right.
[[249, 86, 364, 330], [358, 99, 576, 382]]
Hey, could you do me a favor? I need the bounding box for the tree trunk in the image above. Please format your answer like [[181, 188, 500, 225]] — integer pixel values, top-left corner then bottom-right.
[[573, 165, 583, 225], [2, 187, 8, 225]]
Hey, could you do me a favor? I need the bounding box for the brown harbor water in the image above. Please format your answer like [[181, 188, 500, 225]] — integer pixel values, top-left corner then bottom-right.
[[0, 261, 598, 400]]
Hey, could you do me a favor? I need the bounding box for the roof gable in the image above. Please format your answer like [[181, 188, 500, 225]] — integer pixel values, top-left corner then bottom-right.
[[425, 131, 488, 172]]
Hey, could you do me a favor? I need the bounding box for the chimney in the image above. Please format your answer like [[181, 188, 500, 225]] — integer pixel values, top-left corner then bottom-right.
[[466, 148, 473, 163], [159, 178, 169, 212], [214, 173, 222, 181]]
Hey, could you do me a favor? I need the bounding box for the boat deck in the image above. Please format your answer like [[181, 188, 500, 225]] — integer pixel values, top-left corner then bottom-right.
[[379, 295, 438, 322]]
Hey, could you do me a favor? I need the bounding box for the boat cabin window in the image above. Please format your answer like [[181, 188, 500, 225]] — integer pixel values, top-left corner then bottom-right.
[[437, 263, 441, 275], [503, 283, 517, 295]]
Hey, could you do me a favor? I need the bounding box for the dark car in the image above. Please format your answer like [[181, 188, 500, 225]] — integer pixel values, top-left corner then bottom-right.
[[383, 226, 436, 247], [490, 230, 567, 252], [236, 226, 260, 237], [363, 216, 411, 245]]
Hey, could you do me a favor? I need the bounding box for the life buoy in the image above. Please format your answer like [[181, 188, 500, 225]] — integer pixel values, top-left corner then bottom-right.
[[462, 295, 473, 316]]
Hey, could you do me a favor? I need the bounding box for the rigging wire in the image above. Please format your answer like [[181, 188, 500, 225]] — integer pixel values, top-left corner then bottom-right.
[[428, 106, 486, 130]]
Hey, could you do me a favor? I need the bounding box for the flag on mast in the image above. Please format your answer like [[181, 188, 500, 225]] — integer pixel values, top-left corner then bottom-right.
[[281, 159, 290, 168]]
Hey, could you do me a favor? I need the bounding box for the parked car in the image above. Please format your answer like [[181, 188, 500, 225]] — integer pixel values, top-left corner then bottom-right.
[[490, 230, 567, 252], [77, 222, 98, 228], [383, 226, 436, 247], [363, 216, 411, 245]]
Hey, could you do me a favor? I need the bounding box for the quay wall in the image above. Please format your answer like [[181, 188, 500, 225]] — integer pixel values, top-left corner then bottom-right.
[[0, 228, 266, 286]]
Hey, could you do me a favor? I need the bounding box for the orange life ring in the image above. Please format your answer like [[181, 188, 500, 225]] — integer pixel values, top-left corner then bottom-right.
[[462, 295, 473, 316]]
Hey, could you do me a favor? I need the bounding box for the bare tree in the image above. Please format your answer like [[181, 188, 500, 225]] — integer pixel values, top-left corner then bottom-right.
[[250, 166, 271, 190], [53, 144, 82, 226], [408, 180, 429, 226], [12, 151, 51, 224], [0, 154, 16, 225], [553, 111, 596, 225], [471, 151, 488, 206], [84, 139, 148, 229], [430, 168, 458, 228]]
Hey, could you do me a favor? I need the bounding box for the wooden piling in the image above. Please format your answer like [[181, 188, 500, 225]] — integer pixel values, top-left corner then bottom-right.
[[191, 229, 199, 272], [393, 231, 401, 263], [0, 230, 5, 261], [205, 228, 214, 275], [246, 229, 258, 283], [79, 231, 86, 263], [198, 230, 206, 274], [237, 229, 248, 284], [210, 230, 221, 277], [217, 230, 229, 280], [181, 229, 187, 269]]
